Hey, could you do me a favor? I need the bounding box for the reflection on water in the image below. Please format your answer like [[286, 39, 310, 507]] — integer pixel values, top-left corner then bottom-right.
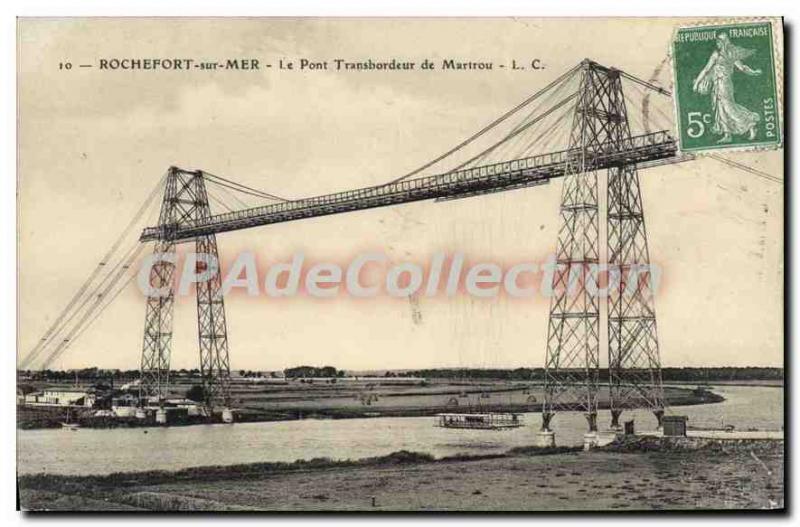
[[17, 385, 782, 476]]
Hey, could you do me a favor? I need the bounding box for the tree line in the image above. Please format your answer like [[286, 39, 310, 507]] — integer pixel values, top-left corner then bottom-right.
[[404, 366, 783, 382], [18, 365, 783, 383]]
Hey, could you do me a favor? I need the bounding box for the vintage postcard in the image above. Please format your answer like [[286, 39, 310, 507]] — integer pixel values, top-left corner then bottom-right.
[[16, 17, 784, 512]]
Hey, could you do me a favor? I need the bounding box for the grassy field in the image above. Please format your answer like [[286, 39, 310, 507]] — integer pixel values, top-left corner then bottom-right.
[[227, 381, 721, 422], [18, 437, 783, 511]]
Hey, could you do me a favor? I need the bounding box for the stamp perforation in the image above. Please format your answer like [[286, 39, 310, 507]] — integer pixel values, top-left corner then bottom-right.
[[668, 17, 784, 156]]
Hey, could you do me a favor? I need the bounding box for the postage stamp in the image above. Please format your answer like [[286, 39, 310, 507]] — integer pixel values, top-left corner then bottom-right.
[[671, 20, 782, 153]]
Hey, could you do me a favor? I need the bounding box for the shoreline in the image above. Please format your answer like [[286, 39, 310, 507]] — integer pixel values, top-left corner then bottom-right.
[[662, 380, 784, 388]]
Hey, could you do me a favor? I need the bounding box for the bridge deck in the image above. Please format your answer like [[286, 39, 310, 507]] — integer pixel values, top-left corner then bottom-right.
[[141, 130, 677, 242]]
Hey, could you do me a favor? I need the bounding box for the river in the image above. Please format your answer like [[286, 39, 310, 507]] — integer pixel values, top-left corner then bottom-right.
[[17, 385, 783, 476]]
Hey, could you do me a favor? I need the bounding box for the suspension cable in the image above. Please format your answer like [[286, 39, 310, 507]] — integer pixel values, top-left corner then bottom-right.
[[386, 64, 582, 185], [519, 102, 575, 157], [30, 239, 143, 369], [620, 70, 672, 97], [56, 271, 140, 365], [20, 174, 167, 370], [708, 154, 783, 184], [443, 92, 579, 177], [214, 183, 250, 209], [39, 243, 146, 370], [627, 81, 674, 134], [202, 171, 289, 202], [493, 74, 579, 162], [206, 187, 235, 213]]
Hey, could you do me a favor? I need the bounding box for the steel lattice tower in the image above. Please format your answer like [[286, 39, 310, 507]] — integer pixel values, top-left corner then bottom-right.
[[140, 172, 178, 403], [605, 72, 666, 429], [140, 167, 232, 409], [542, 60, 665, 434]]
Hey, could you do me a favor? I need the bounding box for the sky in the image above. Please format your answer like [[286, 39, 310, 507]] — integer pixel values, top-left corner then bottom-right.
[[17, 18, 784, 371]]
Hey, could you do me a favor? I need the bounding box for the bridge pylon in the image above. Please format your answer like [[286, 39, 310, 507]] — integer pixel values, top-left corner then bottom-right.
[[139, 167, 232, 413], [541, 60, 665, 435]]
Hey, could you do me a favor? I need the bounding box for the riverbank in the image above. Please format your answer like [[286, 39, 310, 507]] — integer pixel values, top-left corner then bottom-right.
[[236, 385, 723, 423], [17, 385, 724, 430], [664, 380, 784, 388], [18, 436, 783, 511]]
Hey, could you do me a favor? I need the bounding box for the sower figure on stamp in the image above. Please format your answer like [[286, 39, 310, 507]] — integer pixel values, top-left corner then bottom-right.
[[692, 33, 762, 143]]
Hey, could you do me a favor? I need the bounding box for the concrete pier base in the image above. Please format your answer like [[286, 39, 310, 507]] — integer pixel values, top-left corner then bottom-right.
[[221, 408, 234, 424], [534, 431, 556, 448], [155, 408, 167, 425], [583, 432, 600, 451]]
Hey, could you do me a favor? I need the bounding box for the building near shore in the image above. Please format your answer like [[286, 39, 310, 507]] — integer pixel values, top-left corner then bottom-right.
[[23, 389, 96, 407], [111, 394, 139, 417]]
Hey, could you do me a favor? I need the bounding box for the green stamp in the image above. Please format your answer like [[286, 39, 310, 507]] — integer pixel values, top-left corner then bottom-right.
[[672, 21, 782, 153]]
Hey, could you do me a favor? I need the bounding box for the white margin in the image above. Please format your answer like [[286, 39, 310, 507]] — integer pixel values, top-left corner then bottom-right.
[[3, 1, 796, 525]]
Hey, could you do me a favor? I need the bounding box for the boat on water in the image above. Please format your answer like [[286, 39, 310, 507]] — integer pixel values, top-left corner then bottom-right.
[[435, 412, 524, 430], [60, 410, 80, 430]]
